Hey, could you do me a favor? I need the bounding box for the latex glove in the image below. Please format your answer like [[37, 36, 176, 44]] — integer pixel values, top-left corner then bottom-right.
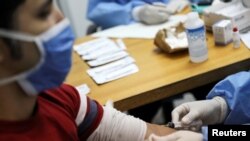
[[133, 4, 170, 25], [171, 97, 228, 129], [147, 131, 203, 141]]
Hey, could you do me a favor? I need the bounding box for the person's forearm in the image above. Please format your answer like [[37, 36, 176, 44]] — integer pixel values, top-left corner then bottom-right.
[[145, 123, 176, 140], [87, 3, 134, 29], [87, 106, 176, 141]]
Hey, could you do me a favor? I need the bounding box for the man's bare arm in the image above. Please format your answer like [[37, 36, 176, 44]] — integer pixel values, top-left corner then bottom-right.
[[145, 123, 176, 140], [86, 106, 176, 141]]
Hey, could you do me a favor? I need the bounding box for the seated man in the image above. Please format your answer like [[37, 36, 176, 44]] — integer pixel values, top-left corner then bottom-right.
[[0, 0, 175, 140], [87, 0, 171, 29]]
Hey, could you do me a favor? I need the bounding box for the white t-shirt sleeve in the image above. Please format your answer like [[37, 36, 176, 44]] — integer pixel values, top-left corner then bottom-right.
[[87, 106, 147, 141]]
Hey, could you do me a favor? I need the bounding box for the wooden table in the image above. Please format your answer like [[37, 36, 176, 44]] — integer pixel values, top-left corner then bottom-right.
[[66, 32, 250, 111]]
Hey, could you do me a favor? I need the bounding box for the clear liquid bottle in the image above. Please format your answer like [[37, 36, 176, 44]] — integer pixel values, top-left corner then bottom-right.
[[185, 12, 208, 63]]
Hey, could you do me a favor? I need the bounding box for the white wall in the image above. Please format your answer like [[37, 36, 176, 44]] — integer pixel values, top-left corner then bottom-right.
[[58, 0, 92, 37]]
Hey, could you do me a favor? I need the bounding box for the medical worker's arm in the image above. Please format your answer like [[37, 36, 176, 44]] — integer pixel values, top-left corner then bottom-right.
[[87, 0, 146, 29], [207, 71, 250, 124], [87, 106, 176, 141], [171, 71, 250, 126], [87, 0, 170, 29], [171, 97, 228, 128]]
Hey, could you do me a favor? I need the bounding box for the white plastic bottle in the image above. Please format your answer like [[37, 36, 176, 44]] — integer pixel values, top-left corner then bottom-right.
[[232, 27, 241, 48], [185, 12, 208, 63]]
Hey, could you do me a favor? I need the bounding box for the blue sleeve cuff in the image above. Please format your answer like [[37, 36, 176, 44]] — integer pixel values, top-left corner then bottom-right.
[[206, 71, 250, 124], [202, 126, 208, 141]]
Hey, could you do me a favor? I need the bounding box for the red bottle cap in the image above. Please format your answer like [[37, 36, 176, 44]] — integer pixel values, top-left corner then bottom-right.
[[233, 27, 238, 32]]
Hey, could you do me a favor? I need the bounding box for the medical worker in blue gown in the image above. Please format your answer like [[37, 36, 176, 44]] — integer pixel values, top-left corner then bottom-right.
[[87, 0, 171, 29], [148, 71, 250, 141]]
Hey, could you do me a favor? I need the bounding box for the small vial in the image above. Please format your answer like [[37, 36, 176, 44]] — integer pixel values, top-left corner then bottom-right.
[[232, 27, 241, 48]]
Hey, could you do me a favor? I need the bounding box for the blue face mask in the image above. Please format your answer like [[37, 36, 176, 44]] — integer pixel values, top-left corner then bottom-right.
[[0, 19, 75, 95]]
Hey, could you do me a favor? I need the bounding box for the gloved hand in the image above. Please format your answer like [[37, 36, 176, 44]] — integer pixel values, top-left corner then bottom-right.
[[132, 4, 170, 25], [171, 97, 228, 129], [147, 131, 203, 141]]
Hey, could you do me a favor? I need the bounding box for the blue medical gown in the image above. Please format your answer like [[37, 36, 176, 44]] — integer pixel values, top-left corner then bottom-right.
[[202, 71, 250, 141], [87, 0, 169, 29]]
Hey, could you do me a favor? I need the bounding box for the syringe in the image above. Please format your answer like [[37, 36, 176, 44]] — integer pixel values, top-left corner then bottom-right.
[[166, 121, 202, 131]]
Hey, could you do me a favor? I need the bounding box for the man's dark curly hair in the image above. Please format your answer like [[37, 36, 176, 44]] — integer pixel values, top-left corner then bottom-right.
[[0, 0, 25, 59], [0, 0, 25, 29]]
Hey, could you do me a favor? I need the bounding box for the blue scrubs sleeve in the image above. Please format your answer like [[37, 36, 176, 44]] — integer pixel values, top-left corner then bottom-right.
[[206, 71, 250, 124], [87, 0, 169, 29], [202, 126, 208, 141], [87, 0, 145, 29]]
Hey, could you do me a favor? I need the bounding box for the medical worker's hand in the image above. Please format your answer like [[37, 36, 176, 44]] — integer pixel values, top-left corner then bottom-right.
[[147, 131, 203, 141], [134, 4, 170, 25], [171, 97, 228, 129]]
